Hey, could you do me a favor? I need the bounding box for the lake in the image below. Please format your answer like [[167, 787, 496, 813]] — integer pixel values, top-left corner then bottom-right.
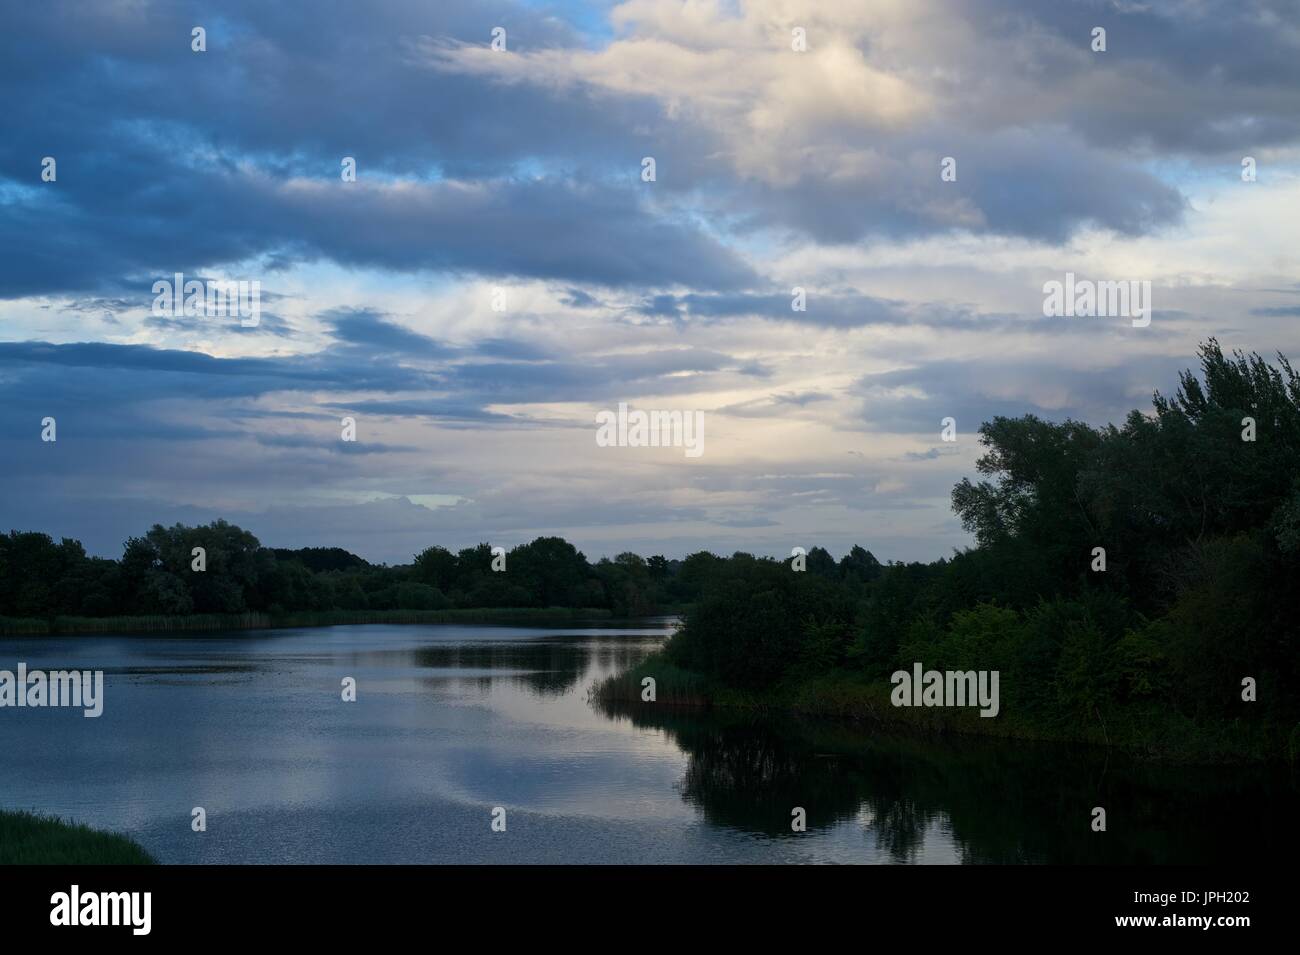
[[0, 620, 1293, 864]]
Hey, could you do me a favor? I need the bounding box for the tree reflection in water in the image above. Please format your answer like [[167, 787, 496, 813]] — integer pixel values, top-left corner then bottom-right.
[[595, 697, 1299, 864]]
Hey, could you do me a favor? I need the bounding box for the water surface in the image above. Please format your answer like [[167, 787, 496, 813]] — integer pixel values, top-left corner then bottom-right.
[[0, 621, 1292, 863]]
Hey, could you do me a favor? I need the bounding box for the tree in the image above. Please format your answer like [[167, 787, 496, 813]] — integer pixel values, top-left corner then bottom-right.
[[839, 545, 882, 583], [508, 537, 592, 606], [412, 546, 458, 591]]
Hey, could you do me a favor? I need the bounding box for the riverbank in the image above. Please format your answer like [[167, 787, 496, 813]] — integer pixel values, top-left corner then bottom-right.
[[0, 606, 617, 636], [0, 810, 155, 864], [595, 653, 1296, 764]]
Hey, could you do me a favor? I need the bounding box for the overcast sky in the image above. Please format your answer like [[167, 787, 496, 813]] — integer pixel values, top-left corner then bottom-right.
[[3, 0, 1300, 564]]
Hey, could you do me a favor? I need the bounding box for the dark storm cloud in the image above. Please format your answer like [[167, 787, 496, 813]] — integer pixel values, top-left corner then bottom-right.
[[734, 127, 1187, 245], [968, 0, 1300, 154], [850, 352, 1193, 435], [0, 163, 757, 298], [273, 177, 757, 288], [5, 0, 1285, 307], [0, 340, 437, 396], [0, 0, 755, 298], [560, 289, 604, 310], [0, 0, 610, 173], [324, 308, 454, 358], [0, 336, 771, 435]]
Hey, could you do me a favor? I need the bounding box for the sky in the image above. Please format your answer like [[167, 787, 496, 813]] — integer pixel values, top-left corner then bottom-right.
[[2, 0, 1300, 565]]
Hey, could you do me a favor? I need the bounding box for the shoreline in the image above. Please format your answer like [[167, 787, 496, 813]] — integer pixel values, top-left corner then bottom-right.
[[0, 606, 625, 637], [594, 654, 1297, 766]]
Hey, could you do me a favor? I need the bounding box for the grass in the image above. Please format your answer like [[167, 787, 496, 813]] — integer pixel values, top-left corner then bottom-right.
[[0, 810, 156, 865], [0, 617, 48, 635], [0, 606, 614, 636], [595, 651, 1292, 763], [593, 656, 712, 708]]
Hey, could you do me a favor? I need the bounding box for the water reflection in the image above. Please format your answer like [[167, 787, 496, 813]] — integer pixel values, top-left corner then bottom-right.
[[595, 699, 1300, 864], [410, 636, 650, 697], [0, 622, 1292, 864]]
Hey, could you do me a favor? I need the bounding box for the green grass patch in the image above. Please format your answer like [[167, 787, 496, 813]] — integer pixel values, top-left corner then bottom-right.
[[0, 810, 156, 865]]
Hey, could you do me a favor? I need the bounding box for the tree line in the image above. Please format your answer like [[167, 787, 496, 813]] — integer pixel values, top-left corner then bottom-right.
[[658, 340, 1300, 757], [4, 338, 1296, 754], [0, 518, 879, 622]]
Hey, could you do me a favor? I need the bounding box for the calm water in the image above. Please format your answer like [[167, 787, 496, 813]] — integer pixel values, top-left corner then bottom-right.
[[0, 621, 1294, 864]]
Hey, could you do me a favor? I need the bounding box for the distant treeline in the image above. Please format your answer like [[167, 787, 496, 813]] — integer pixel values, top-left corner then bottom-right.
[[0, 528, 693, 621], [602, 340, 1300, 761], [1, 517, 882, 624], [5, 339, 1298, 759]]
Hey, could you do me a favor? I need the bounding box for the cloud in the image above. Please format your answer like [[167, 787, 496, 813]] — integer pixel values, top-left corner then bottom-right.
[[718, 391, 834, 418], [0, 167, 759, 298], [3, 1, 1300, 566], [0, 1, 757, 299], [424, 0, 1252, 244], [850, 352, 1192, 435], [324, 308, 454, 357]]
